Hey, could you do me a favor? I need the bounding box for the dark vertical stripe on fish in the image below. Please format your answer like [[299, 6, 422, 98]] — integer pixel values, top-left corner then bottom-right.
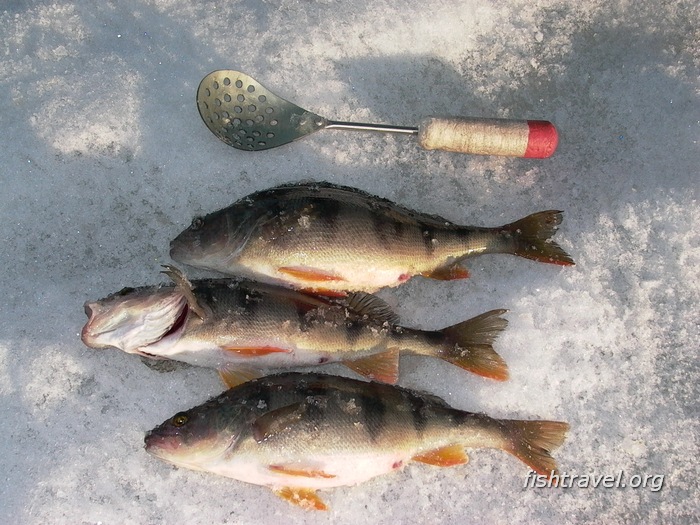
[[419, 224, 436, 255], [312, 198, 341, 231], [295, 303, 313, 332], [359, 393, 386, 442], [256, 384, 271, 413], [372, 214, 389, 246], [408, 393, 429, 435], [345, 320, 363, 346], [235, 287, 259, 323]]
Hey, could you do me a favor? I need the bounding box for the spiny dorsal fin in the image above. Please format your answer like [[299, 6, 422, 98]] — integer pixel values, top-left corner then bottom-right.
[[160, 265, 206, 320], [341, 292, 400, 324]]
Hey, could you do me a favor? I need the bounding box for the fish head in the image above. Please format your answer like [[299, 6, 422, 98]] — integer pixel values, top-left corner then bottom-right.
[[81, 285, 187, 353], [144, 400, 245, 469], [170, 205, 260, 271]]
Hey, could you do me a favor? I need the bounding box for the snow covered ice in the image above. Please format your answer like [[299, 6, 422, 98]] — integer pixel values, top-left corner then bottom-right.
[[1, 1, 698, 523]]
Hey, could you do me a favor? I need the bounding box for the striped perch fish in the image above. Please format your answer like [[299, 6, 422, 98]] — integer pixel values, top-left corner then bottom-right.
[[81, 266, 510, 386], [145, 372, 569, 511], [170, 181, 574, 293]]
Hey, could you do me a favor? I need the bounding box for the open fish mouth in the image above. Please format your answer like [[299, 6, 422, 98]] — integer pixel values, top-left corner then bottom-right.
[[80, 290, 189, 353]]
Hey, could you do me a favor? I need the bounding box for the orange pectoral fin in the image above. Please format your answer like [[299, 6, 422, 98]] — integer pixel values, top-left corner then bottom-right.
[[420, 263, 470, 281], [412, 444, 469, 467], [222, 346, 291, 357], [343, 348, 400, 384], [279, 266, 347, 283], [273, 487, 328, 511], [269, 465, 336, 479]]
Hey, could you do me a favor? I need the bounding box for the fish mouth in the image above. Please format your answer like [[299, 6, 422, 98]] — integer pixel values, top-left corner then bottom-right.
[[81, 302, 107, 348], [81, 294, 189, 353], [144, 429, 171, 453]]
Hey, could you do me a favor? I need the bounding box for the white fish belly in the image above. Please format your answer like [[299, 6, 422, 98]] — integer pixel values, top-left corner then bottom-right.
[[210, 451, 411, 490]]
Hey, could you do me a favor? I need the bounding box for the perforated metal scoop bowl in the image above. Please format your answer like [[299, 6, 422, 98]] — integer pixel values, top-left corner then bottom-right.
[[197, 70, 334, 151], [197, 70, 559, 158]]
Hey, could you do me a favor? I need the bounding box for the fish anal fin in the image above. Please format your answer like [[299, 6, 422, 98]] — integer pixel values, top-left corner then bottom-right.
[[413, 444, 469, 467], [279, 266, 347, 283], [421, 263, 470, 281], [222, 346, 291, 357], [218, 366, 263, 389], [344, 348, 399, 384], [252, 402, 306, 443], [273, 487, 328, 511]]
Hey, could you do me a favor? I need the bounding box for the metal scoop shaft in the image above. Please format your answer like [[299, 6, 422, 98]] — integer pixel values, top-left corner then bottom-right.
[[197, 70, 557, 158]]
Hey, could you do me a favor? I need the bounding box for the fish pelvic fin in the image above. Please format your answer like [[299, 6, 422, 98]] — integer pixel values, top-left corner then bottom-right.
[[343, 348, 400, 384], [439, 309, 509, 381], [273, 487, 328, 511], [503, 419, 570, 477], [218, 365, 263, 389], [502, 211, 575, 266], [160, 264, 207, 319]]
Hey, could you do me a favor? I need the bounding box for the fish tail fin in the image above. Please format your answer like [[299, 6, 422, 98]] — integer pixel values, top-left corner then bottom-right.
[[503, 419, 570, 476], [502, 211, 575, 266], [439, 309, 509, 381]]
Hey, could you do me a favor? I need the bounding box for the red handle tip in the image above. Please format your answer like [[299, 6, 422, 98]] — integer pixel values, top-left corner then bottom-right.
[[524, 121, 558, 158]]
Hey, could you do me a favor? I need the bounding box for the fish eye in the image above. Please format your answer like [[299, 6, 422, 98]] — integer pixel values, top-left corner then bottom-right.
[[190, 217, 205, 231], [172, 413, 189, 427]]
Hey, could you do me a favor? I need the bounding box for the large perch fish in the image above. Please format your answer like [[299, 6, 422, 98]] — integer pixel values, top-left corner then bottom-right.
[[81, 266, 510, 386], [145, 372, 569, 511], [170, 181, 574, 293]]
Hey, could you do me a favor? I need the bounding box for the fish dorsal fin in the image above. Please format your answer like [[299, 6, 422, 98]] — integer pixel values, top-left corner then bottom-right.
[[252, 402, 307, 443], [218, 365, 263, 389], [412, 444, 469, 467], [160, 265, 206, 319], [341, 292, 400, 324], [273, 487, 328, 511], [344, 348, 400, 384]]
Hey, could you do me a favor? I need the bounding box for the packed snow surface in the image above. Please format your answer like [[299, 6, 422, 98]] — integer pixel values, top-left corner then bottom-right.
[[0, 1, 698, 523]]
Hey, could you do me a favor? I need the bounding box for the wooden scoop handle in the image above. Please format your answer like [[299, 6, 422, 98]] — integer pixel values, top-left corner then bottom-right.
[[418, 117, 558, 158]]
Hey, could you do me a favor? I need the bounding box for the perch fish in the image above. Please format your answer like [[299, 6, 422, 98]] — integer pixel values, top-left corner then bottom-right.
[[81, 266, 510, 386], [145, 372, 569, 511], [170, 181, 574, 293]]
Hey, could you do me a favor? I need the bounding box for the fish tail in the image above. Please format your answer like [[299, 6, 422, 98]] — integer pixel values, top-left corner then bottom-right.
[[438, 309, 509, 380], [502, 211, 575, 266], [502, 419, 570, 476]]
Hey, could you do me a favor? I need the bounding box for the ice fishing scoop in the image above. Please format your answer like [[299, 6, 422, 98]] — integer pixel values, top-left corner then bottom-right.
[[197, 70, 558, 158]]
